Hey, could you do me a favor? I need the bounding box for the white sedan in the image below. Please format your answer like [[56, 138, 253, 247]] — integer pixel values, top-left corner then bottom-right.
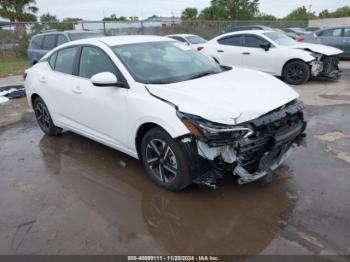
[[166, 34, 207, 50], [200, 30, 343, 85], [25, 35, 306, 191]]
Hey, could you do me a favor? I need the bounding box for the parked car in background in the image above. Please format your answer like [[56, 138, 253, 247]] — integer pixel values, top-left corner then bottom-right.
[[25, 35, 306, 191], [224, 25, 275, 33], [28, 30, 104, 65], [166, 34, 207, 50], [201, 30, 343, 85], [224, 25, 303, 42], [274, 28, 303, 42], [305, 27, 320, 32], [282, 28, 310, 36], [303, 26, 350, 58]]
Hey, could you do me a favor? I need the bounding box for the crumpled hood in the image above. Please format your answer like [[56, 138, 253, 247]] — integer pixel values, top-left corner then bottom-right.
[[147, 68, 299, 125], [289, 43, 343, 56]]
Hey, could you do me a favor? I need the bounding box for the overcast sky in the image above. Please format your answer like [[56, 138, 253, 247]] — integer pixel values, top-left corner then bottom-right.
[[35, 0, 350, 20]]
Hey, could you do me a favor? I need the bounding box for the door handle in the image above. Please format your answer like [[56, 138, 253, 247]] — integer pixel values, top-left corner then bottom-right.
[[242, 52, 250, 55], [217, 50, 224, 53], [72, 86, 82, 94], [39, 77, 47, 83]]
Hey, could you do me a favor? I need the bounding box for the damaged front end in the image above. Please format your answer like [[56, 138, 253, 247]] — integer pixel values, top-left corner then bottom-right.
[[310, 53, 341, 80], [177, 99, 306, 188]]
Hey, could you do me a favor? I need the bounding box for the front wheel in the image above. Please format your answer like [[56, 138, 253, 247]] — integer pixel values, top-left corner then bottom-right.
[[140, 127, 192, 191], [283, 60, 310, 85]]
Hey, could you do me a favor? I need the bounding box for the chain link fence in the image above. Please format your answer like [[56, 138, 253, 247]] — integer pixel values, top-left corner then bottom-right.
[[0, 19, 308, 60]]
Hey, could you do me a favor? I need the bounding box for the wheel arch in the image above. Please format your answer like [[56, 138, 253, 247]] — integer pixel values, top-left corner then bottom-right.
[[281, 58, 311, 76], [135, 122, 166, 158], [30, 93, 40, 107]]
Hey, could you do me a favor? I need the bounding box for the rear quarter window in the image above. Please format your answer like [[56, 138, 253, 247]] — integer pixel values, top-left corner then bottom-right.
[[49, 52, 57, 69]]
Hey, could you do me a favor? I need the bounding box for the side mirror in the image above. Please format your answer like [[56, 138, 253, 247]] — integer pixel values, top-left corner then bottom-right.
[[260, 43, 271, 51], [91, 72, 118, 86]]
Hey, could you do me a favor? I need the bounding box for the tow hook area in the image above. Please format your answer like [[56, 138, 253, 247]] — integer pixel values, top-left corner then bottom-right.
[[234, 144, 295, 185], [192, 169, 224, 190], [234, 165, 274, 185]]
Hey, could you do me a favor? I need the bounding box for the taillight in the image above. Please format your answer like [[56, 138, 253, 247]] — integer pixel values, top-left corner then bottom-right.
[[296, 37, 304, 42], [23, 72, 27, 80], [197, 46, 204, 51]]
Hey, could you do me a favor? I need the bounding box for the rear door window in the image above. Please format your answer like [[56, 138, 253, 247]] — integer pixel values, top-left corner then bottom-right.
[[343, 28, 350, 37], [169, 36, 187, 43], [57, 35, 69, 46], [54, 47, 78, 75], [30, 35, 44, 49], [243, 35, 270, 48], [42, 35, 57, 50], [218, 35, 242, 46], [319, 28, 343, 37]]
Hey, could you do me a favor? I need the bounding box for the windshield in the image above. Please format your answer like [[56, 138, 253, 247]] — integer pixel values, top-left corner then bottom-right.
[[112, 41, 223, 84], [185, 35, 207, 44], [263, 32, 297, 46], [68, 32, 104, 41]]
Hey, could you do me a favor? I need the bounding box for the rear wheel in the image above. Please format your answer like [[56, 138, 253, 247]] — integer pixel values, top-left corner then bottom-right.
[[283, 60, 310, 85], [33, 97, 62, 136], [140, 127, 191, 191]]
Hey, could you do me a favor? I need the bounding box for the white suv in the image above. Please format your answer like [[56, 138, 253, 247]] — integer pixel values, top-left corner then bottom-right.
[[25, 35, 306, 191]]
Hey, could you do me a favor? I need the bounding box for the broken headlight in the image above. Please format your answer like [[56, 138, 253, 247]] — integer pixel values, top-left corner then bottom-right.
[[177, 111, 254, 142]]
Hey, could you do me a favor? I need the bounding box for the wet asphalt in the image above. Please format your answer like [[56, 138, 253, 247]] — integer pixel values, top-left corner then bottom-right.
[[0, 70, 350, 255]]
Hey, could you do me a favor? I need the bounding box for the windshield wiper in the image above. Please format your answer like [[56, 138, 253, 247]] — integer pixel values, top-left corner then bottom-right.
[[186, 71, 220, 81]]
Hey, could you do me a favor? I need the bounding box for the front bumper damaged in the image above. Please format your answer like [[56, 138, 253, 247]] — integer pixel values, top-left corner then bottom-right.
[[190, 100, 307, 188], [310, 55, 341, 80], [234, 134, 305, 184]]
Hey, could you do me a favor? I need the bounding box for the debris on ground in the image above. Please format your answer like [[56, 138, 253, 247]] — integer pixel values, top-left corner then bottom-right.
[[0, 85, 26, 104], [119, 160, 128, 168]]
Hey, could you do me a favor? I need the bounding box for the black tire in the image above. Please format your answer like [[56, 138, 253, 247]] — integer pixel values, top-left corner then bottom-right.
[[33, 96, 62, 136], [140, 127, 192, 191], [283, 60, 310, 85]]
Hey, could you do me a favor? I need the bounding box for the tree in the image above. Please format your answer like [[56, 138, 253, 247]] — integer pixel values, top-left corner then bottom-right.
[[181, 8, 198, 20], [318, 9, 330, 18], [40, 13, 59, 23], [0, 0, 38, 21], [332, 6, 350, 18], [103, 14, 127, 21], [211, 0, 259, 20], [255, 13, 277, 20], [284, 6, 315, 20], [103, 14, 118, 21], [198, 5, 229, 20], [147, 14, 161, 20]]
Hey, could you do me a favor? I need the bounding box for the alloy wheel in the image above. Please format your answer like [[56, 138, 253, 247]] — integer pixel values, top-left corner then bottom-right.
[[146, 139, 178, 184], [35, 102, 51, 131], [287, 64, 305, 82]]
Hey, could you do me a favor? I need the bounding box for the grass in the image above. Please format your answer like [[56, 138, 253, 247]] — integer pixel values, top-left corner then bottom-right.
[[0, 57, 30, 78]]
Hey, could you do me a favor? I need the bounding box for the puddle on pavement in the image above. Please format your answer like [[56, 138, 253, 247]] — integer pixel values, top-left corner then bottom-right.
[[0, 121, 297, 255]]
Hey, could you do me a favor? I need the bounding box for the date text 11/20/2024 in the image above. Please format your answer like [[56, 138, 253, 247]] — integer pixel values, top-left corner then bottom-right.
[[127, 256, 220, 261]]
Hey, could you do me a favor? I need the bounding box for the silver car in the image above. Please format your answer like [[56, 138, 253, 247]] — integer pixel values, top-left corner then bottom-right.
[[304, 26, 350, 58]]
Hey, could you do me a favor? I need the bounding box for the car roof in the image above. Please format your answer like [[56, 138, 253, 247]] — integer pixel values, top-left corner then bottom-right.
[[35, 30, 101, 36], [229, 25, 268, 28], [167, 34, 197, 37], [215, 30, 274, 39], [60, 35, 173, 47]]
